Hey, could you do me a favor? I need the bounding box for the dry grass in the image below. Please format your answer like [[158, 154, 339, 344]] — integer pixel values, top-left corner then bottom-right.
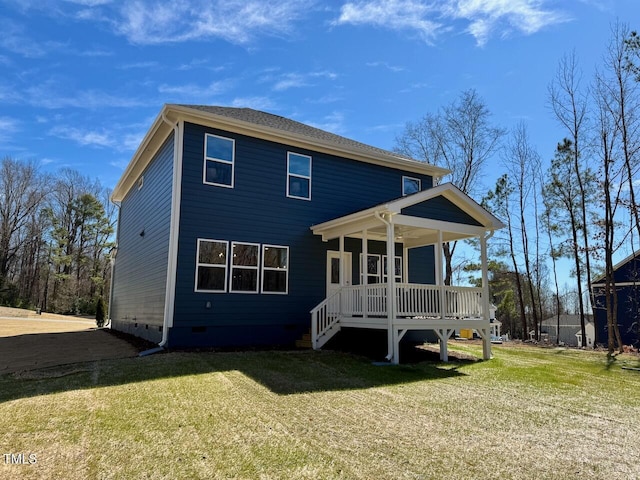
[[1, 344, 639, 480]]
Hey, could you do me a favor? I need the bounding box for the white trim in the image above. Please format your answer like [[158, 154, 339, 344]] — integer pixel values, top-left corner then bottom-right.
[[592, 281, 640, 288], [286, 152, 312, 200], [402, 176, 421, 196], [359, 253, 381, 284], [229, 241, 260, 294], [112, 105, 450, 203], [261, 244, 289, 294], [382, 255, 403, 283], [203, 133, 235, 188], [195, 239, 229, 293], [163, 119, 184, 333]]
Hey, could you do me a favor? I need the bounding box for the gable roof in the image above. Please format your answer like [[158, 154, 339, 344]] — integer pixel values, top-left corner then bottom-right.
[[311, 182, 504, 247], [112, 104, 449, 202], [541, 314, 594, 327], [591, 251, 640, 284]]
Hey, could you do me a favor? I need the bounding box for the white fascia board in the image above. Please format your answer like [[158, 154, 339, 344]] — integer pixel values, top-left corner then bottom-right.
[[591, 251, 640, 284], [111, 106, 176, 203], [168, 105, 450, 179], [386, 183, 504, 230]]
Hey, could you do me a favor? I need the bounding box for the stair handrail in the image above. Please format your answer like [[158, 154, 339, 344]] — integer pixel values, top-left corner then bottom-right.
[[310, 288, 343, 349]]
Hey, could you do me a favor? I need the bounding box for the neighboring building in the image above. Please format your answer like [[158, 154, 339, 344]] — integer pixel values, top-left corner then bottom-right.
[[591, 252, 640, 348], [109, 104, 503, 363], [539, 315, 595, 347]]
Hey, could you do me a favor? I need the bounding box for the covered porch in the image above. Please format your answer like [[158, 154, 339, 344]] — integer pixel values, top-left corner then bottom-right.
[[310, 183, 504, 364]]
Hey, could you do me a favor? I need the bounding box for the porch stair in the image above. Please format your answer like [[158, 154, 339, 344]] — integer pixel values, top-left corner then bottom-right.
[[295, 331, 312, 349]]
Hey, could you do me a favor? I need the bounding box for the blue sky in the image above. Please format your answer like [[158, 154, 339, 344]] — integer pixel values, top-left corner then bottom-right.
[[0, 0, 638, 195]]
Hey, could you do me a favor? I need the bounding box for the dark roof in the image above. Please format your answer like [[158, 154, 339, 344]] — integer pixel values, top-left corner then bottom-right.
[[175, 104, 420, 164]]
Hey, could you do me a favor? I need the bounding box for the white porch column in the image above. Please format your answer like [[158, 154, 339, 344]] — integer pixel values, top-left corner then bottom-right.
[[403, 246, 409, 283], [362, 230, 368, 319], [480, 233, 491, 360], [339, 235, 345, 287], [385, 215, 397, 363], [436, 230, 445, 320]]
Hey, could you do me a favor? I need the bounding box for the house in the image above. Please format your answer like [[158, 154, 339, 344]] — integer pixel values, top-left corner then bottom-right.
[[591, 252, 640, 348], [109, 104, 503, 363], [538, 315, 595, 347]]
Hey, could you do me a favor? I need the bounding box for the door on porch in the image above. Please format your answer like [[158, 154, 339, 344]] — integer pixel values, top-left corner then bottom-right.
[[326, 251, 352, 297]]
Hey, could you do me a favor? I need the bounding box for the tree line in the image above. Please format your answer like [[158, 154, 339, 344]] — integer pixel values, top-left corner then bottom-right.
[[0, 158, 116, 316], [395, 22, 640, 354]]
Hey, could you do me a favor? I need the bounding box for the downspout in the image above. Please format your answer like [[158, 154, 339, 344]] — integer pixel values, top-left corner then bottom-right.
[[107, 201, 121, 328], [140, 112, 180, 355], [374, 211, 395, 362]]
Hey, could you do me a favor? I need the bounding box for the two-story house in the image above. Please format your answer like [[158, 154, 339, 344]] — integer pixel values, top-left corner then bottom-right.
[[109, 105, 503, 363]]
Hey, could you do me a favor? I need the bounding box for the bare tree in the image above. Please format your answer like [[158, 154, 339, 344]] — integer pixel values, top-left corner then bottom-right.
[[0, 158, 48, 288], [548, 52, 595, 346], [395, 89, 505, 284], [503, 122, 543, 339]]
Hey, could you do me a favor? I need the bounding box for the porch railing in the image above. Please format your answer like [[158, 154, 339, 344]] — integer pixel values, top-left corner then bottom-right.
[[311, 283, 484, 349], [334, 283, 483, 319]]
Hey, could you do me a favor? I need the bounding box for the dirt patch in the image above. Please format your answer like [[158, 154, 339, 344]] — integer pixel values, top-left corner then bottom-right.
[[0, 308, 141, 375]]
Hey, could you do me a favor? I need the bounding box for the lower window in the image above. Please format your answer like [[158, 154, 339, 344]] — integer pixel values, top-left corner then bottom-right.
[[230, 242, 259, 293], [195, 239, 228, 292], [262, 245, 289, 294]]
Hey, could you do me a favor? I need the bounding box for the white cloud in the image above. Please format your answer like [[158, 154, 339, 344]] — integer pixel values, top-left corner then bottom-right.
[[366, 61, 405, 72], [229, 96, 276, 111], [114, 0, 313, 45], [305, 111, 346, 135], [0, 117, 20, 143], [448, 0, 570, 46], [334, 0, 444, 44], [49, 125, 115, 148], [157, 80, 232, 99], [273, 71, 337, 91], [23, 81, 145, 109], [334, 0, 568, 46]]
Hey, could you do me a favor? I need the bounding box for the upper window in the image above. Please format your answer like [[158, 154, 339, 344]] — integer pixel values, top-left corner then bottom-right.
[[287, 153, 312, 200], [230, 242, 260, 293], [402, 176, 421, 196], [204, 134, 235, 188], [195, 239, 228, 292], [262, 245, 289, 294]]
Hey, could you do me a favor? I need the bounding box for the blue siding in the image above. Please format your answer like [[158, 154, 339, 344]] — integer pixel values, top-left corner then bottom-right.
[[111, 134, 174, 343], [402, 197, 482, 226], [169, 122, 435, 348], [592, 254, 640, 347]]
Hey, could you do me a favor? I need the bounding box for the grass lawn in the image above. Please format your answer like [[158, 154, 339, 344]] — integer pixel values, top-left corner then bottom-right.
[[1, 343, 639, 479]]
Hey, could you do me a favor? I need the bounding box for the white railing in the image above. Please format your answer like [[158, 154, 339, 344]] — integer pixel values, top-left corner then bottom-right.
[[311, 283, 484, 347]]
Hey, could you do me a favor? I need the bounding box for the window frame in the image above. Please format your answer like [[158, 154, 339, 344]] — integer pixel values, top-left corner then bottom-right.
[[261, 244, 289, 294], [359, 253, 381, 285], [402, 176, 421, 196], [203, 133, 235, 188], [382, 255, 403, 283], [286, 152, 312, 200], [194, 238, 229, 293], [229, 241, 260, 294]]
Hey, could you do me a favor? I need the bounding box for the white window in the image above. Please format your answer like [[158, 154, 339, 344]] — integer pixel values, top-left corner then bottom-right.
[[262, 245, 289, 294], [287, 152, 311, 200], [230, 242, 260, 293], [204, 134, 235, 187], [402, 176, 421, 196], [383, 255, 403, 283], [195, 239, 228, 292], [360, 254, 381, 284]]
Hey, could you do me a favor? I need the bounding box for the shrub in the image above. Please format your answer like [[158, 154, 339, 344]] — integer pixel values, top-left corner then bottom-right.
[[95, 296, 106, 328]]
